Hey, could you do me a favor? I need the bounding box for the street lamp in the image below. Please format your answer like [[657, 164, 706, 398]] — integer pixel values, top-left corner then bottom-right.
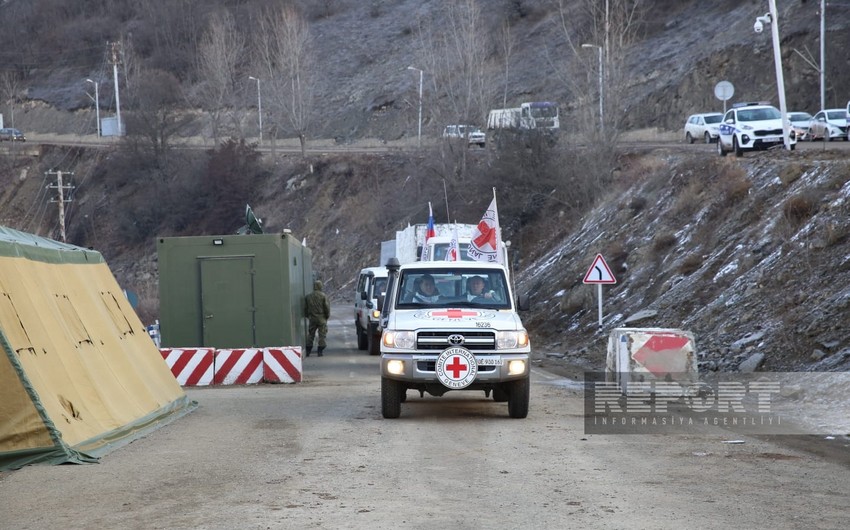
[[407, 66, 423, 148], [85, 79, 100, 137], [248, 76, 262, 143], [581, 43, 604, 135], [754, 1, 791, 150]]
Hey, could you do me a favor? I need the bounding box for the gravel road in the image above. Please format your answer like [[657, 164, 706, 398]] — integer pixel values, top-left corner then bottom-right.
[[1, 305, 848, 529]]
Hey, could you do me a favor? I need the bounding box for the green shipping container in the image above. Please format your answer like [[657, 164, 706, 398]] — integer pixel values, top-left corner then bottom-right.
[[157, 232, 312, 349]]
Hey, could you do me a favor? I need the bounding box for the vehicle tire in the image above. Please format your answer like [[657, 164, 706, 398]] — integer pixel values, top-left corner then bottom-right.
[[827, 133, 833, 142], [381, 377, 402, 418], [492, 386, 509, 402], [704, 132, 712, 144], [368, 330, 381, 356], [686, 132, 694, 144], [356, 323, 368, 350], [790, 143, 796, 151], [507, 377, 530, 418], [400, 390, 407, 403], [717, 138, 727, 157], [733, 137, 743, 157]]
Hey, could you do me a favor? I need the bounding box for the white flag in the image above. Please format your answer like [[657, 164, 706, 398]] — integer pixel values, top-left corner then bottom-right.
[[467, 194, 502, 264], [446, 224, 460, 261]]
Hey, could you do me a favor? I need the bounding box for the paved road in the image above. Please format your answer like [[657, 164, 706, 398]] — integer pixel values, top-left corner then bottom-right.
[[1, 304, 849, 529]]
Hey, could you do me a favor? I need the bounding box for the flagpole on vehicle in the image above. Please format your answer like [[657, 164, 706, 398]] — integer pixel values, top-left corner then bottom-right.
[[443, 179, 451, 222]]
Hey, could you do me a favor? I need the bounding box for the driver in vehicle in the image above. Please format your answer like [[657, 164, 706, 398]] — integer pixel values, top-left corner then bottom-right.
[[466, 275, 495, 302]]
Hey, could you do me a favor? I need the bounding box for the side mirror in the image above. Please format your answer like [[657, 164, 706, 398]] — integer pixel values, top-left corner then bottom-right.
[[516, 294, 530, 311]]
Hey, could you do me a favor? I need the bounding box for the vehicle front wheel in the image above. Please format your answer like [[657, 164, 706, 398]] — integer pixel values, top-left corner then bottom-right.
[[733, 137, 744, 157], [356, 323, 368, 350], [381, 377, 403, 418], [507, 377, 530, 418], [686, 132, 694, 144], [368, 330, 381, 356], [704, 132, 712, 144], [717, 138, 727, 157]]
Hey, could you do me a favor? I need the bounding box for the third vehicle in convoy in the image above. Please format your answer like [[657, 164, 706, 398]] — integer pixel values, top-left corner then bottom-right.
[[808, 109, 848, 142], [717, 102, 796, 157]]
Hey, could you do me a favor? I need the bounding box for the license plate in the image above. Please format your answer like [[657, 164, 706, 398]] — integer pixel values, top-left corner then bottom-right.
[[476, 357, 503, 366]]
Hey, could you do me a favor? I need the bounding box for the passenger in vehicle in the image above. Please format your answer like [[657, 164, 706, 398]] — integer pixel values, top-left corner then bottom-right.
[[412, 274, 440, 303]]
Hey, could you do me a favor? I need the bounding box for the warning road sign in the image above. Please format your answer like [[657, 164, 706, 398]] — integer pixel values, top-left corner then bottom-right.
[[583, 254, 617, 284]]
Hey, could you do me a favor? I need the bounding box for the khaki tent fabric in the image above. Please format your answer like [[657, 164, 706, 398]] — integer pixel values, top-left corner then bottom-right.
[[0, 227, 195, 470]]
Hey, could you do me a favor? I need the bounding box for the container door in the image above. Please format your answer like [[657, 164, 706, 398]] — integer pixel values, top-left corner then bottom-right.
[[200, 256, 255, 347]]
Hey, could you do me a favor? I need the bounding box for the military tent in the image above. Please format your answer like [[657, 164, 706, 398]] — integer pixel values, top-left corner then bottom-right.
[[0, 227, 195, 470]]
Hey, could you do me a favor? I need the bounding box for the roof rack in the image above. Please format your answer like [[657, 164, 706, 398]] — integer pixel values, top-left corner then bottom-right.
[[732, 101, 771, 108]]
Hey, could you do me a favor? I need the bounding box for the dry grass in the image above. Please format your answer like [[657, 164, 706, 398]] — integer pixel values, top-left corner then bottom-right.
[[782, 191, 819, 227], [652, 231, 677, 253], [779, 163, 806, 186], [678, 253, 703, 275]]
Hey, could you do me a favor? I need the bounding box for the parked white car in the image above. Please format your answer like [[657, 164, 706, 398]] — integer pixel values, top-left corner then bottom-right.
[[717, 102, 796, 157], [442, 125, 486, 147], [808, 109, 848, 141], [787, 112, 813, 141], [684, 113, 723, 144]]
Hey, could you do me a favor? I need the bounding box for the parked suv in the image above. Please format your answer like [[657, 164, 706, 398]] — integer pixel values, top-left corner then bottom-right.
[[354, 266, 389, 355], [442, 124, 486, 148], [0, 128, 25, 142], [717, 102, 796, 157], [684, 113, 723, 144]]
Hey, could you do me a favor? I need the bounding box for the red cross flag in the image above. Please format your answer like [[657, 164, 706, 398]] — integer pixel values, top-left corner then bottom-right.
[[467, 191, 502, 264]]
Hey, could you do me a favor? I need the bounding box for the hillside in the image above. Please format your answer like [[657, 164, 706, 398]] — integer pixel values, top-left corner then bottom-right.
[[0, 1, 849, 374]]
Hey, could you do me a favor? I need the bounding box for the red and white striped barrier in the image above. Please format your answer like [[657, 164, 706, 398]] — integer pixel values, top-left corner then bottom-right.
[[159, 347, 302, 386], [160, 348, 215, 386], [214, 349, 264, 385], [263, 347, 302, 384]]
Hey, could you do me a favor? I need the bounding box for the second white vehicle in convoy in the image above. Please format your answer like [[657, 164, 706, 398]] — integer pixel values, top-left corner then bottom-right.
[[684, 113, 723, 144], [717, 102, 797, 157]]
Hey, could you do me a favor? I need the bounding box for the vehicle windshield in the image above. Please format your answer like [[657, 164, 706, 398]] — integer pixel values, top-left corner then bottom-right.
[[529, 105, 558, 119], [737, 107, 780, 122], [432, 242, 474, 261], [789, 113, 811, 123], [704, 115, 722, 124], [396, 269, 510, 310], [826, 111, 846, 120]]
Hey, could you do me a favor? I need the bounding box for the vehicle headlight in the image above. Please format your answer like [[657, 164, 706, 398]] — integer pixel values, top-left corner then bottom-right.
[[495, 330, 529, 349], [371, 309, 381, 319], [383, 330, 415, 349]]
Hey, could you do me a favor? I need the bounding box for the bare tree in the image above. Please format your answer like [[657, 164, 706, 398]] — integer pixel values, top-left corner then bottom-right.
[[123, 69, 194, 165], [499, 19, 515, 109], [195, 10, 246, 145], [254, 5, 315, 157], [0, 73, 22, 128], [555, 0, 648, 144]]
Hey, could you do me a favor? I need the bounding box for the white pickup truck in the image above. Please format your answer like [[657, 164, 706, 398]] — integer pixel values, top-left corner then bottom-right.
[[378, 259, 531, 418]]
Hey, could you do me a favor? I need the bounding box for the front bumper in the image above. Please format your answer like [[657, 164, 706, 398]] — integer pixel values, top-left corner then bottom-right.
[[381, 351, 529, 383]]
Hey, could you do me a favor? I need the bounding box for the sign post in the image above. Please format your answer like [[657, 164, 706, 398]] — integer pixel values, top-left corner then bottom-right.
[[582, 253, 617, 329]]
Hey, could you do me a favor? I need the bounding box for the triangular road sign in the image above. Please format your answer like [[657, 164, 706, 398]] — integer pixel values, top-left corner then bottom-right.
[[583, 253, 617, 284]]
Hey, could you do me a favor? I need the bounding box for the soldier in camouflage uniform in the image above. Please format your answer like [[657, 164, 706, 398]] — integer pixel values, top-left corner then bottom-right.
[[304, 280, 331, 356]]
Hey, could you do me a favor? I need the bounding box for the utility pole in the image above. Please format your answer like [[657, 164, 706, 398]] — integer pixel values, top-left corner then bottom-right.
[[109, 41, 123, 135], [47, 170, 74, 243]]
